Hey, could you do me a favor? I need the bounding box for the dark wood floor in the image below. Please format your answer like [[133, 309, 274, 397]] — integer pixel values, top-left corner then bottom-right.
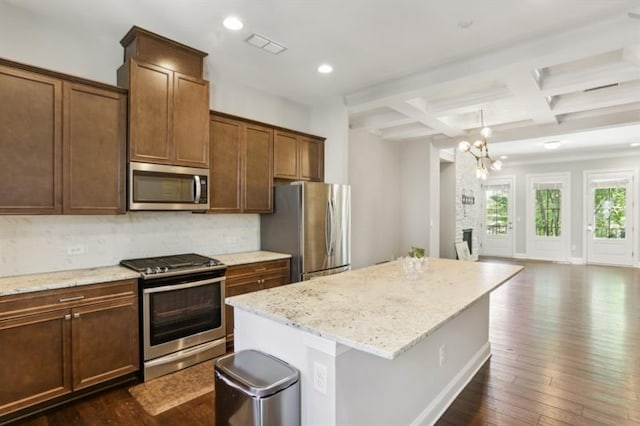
[[10, 260, 640, 425]]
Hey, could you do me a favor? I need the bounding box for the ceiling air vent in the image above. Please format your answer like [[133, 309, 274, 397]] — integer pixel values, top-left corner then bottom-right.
[[246, 33, 287, 55], [584, 83, 619, 92]]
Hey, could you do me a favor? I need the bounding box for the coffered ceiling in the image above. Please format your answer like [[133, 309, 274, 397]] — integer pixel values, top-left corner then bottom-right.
[[3, 0, 639, 158]]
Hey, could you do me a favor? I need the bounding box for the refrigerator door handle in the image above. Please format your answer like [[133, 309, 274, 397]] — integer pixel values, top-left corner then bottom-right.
[[329, 199, 336, 256], [325, 200, 332, 256]]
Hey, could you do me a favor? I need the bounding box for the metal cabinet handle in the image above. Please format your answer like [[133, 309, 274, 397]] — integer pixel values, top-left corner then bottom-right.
[[64, 314, 71, 320], [59, 295, 85, 303], [73, 313, 80, 319], [194, 175, 202, 203], [254, 267, 267, 272]]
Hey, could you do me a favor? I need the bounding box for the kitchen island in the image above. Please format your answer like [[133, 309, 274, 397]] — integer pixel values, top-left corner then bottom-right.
[[227, 258, 522, 425]]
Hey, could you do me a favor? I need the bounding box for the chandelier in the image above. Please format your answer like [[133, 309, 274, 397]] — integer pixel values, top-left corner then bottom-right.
[[457, 110, 502, 180]]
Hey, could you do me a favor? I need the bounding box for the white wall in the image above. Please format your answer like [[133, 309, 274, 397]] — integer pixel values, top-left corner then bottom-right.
[[399, 141, 431, 256], [0, 3, 319, 277], [494, 154, 640, 262], [440, 161, 456, 259], [309, 97, 349, 185], [348, 130, 402, 268]]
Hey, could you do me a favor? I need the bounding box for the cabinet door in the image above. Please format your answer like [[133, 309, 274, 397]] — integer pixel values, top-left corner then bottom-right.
[[71, 296, 139, 391], [209, 115, 242, 212], [128, 59, 172, 164], [273, 131, 299, 179], [243, 124, 273, 213], [63, 82, 126, 214], [299, 136, 324, 182], [0, 309, 72, 416], [173, 72, 210, 168], [0, 65, 62, 213]]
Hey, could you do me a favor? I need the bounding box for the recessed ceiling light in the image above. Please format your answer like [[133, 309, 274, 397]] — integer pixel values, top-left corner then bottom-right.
[[500, 155, 508, 160], [631, 142, 640, 147], [544, 141, 561, 150], [223, 16, 243, 31], [318, 64, 333, 74]]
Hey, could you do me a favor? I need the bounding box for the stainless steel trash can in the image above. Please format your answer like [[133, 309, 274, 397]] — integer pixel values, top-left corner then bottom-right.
[[214, 349, 300, 426]]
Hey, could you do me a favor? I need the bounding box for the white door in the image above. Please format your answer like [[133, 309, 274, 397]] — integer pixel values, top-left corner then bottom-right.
[[585, 171, 635, 266], [526, 173, 571, 262], [481, 177, 514, 257]]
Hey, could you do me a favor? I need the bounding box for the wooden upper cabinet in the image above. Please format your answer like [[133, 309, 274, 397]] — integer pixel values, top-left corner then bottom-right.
[[299, 136, 324, 182], [0, 65, 62, 214], [127, 60, 173, 164], [243, 124, 273, 212], [0, 60, 127, 216], [210, 115, 242, 212], [119, 26, 210, 169], [63, 82, 126, 214], [273, 131, 299, 179], [274, 130, 324, 182], [173, 72, 210, 167], [209, 113, 272, 213]]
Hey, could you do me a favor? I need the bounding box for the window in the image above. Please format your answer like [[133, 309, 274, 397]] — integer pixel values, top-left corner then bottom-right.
[[594, 187, 626, 239], [535, 188, 561, 237], [485, 187, 508, 235]]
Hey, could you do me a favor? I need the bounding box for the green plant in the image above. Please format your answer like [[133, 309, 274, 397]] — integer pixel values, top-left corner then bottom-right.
[[408, 246, 425, 258]]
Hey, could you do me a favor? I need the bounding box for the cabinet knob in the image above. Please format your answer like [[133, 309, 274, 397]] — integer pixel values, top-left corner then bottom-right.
[[64, 314, 71, 320], [73, 313, 80, 319]]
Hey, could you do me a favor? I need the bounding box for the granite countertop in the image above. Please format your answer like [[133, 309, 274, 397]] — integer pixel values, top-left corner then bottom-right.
[[0, 266, 141, 296], [213, 251, 291, 266], [0, 251, 292, 297], [227, 258, 523, 360]]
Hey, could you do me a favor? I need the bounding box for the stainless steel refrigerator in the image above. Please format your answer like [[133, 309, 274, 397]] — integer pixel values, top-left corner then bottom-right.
[[261, 182, 350, 283]]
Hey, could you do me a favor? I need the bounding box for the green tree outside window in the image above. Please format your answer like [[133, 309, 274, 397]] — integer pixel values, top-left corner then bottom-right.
[[535, 189, 561, 237], [486, 188, 508, 235], [594, 187, 626, 239]]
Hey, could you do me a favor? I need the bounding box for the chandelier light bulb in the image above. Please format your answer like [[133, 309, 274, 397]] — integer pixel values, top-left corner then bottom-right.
[[480, 126, 492, 138], [458, 141, 471, 152], [473, 139, 484, 149], [491, 160, 502, 171]]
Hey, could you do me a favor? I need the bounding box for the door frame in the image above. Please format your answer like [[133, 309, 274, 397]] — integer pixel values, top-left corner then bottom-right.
[[480, 175, 516, 258], [525, 172, 571, 262], [583, 167, 638, 267]]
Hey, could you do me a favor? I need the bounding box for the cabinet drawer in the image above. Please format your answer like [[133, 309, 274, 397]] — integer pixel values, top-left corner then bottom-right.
[[0, 279, 137, 321], [226, 259, 290, 280]]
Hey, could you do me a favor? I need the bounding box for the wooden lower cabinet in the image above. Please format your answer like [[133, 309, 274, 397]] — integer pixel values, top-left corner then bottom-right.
[[0, 280, 139, 419], [225, 259, 290, 349]]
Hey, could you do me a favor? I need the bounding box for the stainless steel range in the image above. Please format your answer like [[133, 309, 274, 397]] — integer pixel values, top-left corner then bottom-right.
[[120, 253, 226, 381]]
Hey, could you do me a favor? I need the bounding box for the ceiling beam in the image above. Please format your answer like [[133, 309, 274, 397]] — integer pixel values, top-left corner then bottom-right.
[[426, 86, 513, 116], [552, 80, 640, 114], [506, 69, 558, 124], [350, 114, 416, 131], [387, 101, 464, 137], [541, 60, 640, 96], [381, 126, 439, 141]]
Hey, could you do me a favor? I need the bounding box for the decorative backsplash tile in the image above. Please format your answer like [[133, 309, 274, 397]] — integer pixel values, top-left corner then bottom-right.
[[0, 213, 260, 277]]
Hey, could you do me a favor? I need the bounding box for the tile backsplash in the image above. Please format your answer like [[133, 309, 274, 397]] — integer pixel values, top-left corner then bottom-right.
[[0, 213, 259, 277]]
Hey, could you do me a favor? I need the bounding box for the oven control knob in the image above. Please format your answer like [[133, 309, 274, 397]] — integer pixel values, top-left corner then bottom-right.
[[154, 267, 162, 274], [145, 267, 153, 275], [163, 267, 169, 273]]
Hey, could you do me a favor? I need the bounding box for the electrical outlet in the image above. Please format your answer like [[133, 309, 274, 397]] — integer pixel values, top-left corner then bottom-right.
[[67, 245, 86, 255], [313, 361, 327, 395], [439, 344, 446, 367]]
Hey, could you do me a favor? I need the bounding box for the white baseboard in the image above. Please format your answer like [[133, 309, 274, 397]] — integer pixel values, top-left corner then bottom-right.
[[513, 252, 527, 259], [570, 257, 586, 264], [411, 342, 491, 426]]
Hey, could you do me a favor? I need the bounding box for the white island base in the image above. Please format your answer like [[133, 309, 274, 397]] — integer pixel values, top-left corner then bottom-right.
[[233, 294, 491, 426]]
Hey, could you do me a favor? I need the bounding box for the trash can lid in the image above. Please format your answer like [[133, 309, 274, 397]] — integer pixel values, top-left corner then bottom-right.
[[215, 349, 300, 398]]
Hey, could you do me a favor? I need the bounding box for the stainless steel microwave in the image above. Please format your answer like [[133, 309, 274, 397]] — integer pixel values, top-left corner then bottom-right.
[[129, 162, 209, 211]]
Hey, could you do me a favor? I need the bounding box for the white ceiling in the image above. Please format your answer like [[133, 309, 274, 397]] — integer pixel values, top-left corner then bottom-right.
[[5, 0, 640, 161]]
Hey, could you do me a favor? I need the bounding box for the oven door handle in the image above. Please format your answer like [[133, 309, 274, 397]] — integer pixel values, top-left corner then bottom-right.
[[144, 276, 225, 294]]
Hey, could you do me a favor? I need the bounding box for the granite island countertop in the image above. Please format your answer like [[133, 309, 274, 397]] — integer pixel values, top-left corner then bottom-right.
[[227, 258, 523, 359], [0, 266, 141, 296]]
